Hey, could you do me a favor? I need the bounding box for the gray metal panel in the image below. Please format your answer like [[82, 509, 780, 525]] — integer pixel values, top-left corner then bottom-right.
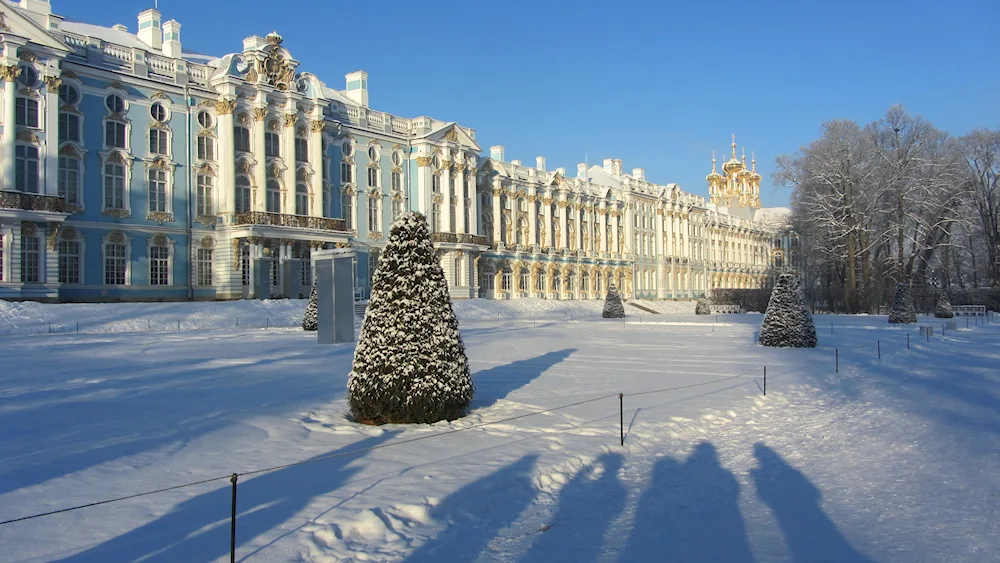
[[253, 258, 272, 300], [316, 258, 335, 344], [333, 256, 356, 343]]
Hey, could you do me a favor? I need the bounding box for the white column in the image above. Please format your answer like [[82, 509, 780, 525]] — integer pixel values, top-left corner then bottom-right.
[[575, 206, 583, 250], [2, 68, 17, 191], [558, 201, 568, 249], [252, 107, 267, 212], [216, 99, 235, 213], [599, 209, 608, 254], [528, 195, 537, 245], [455, 164, 466, 234], [611, 212, 620, 257], [309, 118, 324, 217], [441, 163, 452, 232], [43, 78, 59, 196], [655, 209, 665, 298], [543, 198, 553, 248], [624, 205, 634, 256], [491, 182, 501, 244], [282, 113, 297, 215], [468, 171, 478, 236]]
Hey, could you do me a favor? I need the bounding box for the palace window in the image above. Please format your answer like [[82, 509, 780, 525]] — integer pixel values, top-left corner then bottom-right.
[[235, 175, 251, 213], [296, 183, 309, 216], [197, 135, 215, 161], [58, 239, 81, 284], [20, 235, 39, 283], [432, 174, 441, 193], [197, 174, 214, 216], [104, 161, 126, 209], [104, 242, 126, 285], [234, 126, 251, 152], [149, 245, 170, 286], [197, 111, 214, 129], [465, 198, 472, 233], [342, 193, 353, 229], [266, 179, 281, 213], [264, 132, 280, 157], [368, 145, 379, 162], [106, 94, 125, 113], [295, 138, 308, 162], [341, 162, 353, 183], [148, 169, 167, 213], [454, 255, 463, 287], [367, 167, 379, 188], [368, 196, 380, 232], [536, 270, 546, 292], [450, 196, 457, 232], [342, 141, 354, 157], [196, 248, 213, 286], [480, 269, 495, 291], [59, 84, 80, 105], [15, 98, 39, 128], [519, 269, 529, 292], [149, 103, 167, 123], [106, 121, 127, 149], [59, 112, 80, 143], [431, 202, 441, 231], [501, 267, 512, 292], [392, 198, 402, 219], [15, 146, 39, 193]]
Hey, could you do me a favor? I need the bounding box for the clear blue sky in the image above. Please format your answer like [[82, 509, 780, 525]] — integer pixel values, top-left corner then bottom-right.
[[54, 0, 999, 208]]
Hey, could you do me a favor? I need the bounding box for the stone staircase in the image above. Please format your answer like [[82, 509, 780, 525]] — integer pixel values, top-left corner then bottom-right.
[[353, 300, 369, 319], [626, 301, 660, 314]]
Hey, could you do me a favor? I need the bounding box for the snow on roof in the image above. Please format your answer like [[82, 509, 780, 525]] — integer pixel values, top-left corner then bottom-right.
[[585, 165, 620, 189], [60, 18, 148, 49]]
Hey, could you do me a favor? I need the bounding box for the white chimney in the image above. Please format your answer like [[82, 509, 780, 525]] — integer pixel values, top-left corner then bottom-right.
[[632, 168, 645, 181], [536, 156, 546, 171], [137, 8, 162, 51], [603, 159, 614, 175], [556, 167, 566, 176], [19, 0, 51, 15], [344, 70, 369, 108], [577, 163, 587, 178], [162, 20, 182, 58], [490, 145, 505, 162], [612, 159, 623, 176], [511, 159, 522, 167]]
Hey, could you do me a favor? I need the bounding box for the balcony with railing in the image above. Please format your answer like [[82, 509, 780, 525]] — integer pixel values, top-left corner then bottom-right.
[[228, 211, 347, 232], [430, 232, 488, 246], [0, 191, 70, 214]]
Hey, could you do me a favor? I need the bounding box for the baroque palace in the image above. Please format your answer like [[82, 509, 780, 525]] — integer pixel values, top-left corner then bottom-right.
[[0, 0, 792, 303]]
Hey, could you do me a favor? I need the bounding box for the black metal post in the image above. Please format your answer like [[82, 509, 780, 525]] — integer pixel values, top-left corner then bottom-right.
[[76, 321, 79, 334], [265, 317, 269, 329], [877, 340, 881, 359], [230, 473, 238, 563], [177, 320, 181, 332], [835, 349, 839, 374], [619, 393, 624, 446], [831, 322, 833, 334], [907, 333, 910, 349], [763, 366, 766, 395]]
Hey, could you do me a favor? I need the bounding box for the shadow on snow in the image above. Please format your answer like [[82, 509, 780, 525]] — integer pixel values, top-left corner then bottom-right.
[[470, 349, 576, 410]]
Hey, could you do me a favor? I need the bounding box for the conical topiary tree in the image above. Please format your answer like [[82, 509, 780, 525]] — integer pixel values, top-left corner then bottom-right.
[[934, 291, 954, 318], [888, 283, 917, 324], [302, 282, 318, 331], [759, 273, 817, 348], [347, 212, 473, 424], [602, 284, 625, 318], [695, 296, 712, 315]]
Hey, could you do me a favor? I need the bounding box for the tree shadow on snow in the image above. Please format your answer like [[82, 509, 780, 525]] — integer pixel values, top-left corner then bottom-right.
[[518, 452, 627, 563], [470, 349, 576, 410], [751, 443, 874, 562], [404, 454, 539, 562], [621, 442, 755, 562], [53, 432, 396, 563]]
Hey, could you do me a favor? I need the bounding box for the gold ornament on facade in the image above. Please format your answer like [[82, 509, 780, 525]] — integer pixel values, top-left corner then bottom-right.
[[416, 156, 433, 167], [215, 98, 237, 115], [247, 236, 262, 244], [283, 113, 298, 128], [16, 130, 40, 144], [0, 10, 10, 32], [252, 107, 268, 122], [43, 76, 62, 91], [443, 127, 459, 142], [108, 231, 126, 244], [310, 119, 325, 133]]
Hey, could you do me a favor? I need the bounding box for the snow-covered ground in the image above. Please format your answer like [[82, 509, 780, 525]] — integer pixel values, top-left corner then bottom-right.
[[1, 301, 998, 562]]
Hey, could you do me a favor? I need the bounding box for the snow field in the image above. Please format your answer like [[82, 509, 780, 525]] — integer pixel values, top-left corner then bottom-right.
[[0, 303, 998, 561]]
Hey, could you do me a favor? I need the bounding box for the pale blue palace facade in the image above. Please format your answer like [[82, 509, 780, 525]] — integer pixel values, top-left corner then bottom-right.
[[0, 0, 785, 303]]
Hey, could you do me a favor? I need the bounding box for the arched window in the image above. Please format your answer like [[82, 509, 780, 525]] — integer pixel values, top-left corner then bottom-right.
[[295, 183, 309, 215], [266, 179, 281, 213], [501, 266, 512, 292], [235, 175, 251, 213]]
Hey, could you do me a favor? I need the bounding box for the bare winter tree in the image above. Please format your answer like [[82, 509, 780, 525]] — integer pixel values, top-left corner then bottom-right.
[[958, 128, 1000, 286]]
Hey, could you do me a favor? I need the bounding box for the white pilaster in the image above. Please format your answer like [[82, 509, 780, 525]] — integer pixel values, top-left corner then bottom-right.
[[43, 78, 59, 196], [543, 198, 553, 248], [441, 163, 451, 232], [252, 107, 267, 212], [216, 101, 235, 213], [455, 165, 465, 234], [491, 182, 501, 244], [283, 113, 297, 214], [2, 72, 17, 191], [309, 118, 324, 217]]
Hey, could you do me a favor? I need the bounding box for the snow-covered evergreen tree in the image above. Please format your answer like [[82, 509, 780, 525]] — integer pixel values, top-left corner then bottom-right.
[[888, 283, 917, 324], [302, 282, 318, 331], [347, 212, 473, 424], [602, 284, 625, 318], [934, 291, 954, 318], [759, 274, 817, 348], [695, 296, 712, 315]]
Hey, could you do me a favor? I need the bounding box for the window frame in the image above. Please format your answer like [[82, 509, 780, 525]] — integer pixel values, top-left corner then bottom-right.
[[148, 244, 171, 286], [15, 145, 40, 193], [15, 97, 40, 128], [196, 248, 214, 286], [58, 238, 82, 284], [20, 233, 40, 283]]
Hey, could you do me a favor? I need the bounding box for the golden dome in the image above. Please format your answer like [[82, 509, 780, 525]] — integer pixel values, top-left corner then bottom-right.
[[706, 152, 723, 182], [750, 153, 762, 182], [723, 157, 743, 174]]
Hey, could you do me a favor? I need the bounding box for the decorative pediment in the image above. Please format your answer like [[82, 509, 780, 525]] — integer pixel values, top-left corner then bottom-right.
[[240, 32, 299, 92], [150, 91, 170, 101], [0, 9, 71, 53]]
